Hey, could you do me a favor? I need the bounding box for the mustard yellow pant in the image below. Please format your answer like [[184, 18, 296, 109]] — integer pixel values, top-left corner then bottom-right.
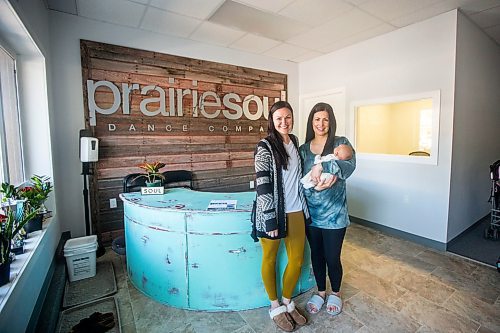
[[260, 211, 305, 301]]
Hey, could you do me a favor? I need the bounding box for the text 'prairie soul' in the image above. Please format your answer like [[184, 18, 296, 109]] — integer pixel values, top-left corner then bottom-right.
[[87, 79, 283, 127]]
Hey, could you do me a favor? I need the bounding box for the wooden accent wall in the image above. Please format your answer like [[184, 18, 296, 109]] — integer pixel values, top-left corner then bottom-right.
[[80, 40, 287, 243]]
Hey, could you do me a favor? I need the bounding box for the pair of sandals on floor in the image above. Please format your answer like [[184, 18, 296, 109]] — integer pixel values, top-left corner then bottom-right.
[[269, 300, 307, 332], [307, 293, 342, 316]]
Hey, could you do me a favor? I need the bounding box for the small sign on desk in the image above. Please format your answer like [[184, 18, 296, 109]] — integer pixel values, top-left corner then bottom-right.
[[207, 200, 237, 210], [141, 187, 165, 195]]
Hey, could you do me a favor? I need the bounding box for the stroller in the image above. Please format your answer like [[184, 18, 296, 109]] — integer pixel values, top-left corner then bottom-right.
[[484, 159, 500, 240]]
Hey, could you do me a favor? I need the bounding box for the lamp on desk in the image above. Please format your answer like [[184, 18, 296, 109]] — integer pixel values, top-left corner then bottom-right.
[[79, 129, 105, 257]]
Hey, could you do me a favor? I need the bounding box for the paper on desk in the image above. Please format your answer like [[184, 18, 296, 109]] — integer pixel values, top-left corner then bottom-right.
[[207, 200, 237, 210]]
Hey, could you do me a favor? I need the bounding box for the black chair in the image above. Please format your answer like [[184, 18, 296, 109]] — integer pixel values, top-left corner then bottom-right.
[[163, 170, 193, 189], [117, 173, 146, 258], [409, 151, 430, 156], [123, 173, 147, 193]]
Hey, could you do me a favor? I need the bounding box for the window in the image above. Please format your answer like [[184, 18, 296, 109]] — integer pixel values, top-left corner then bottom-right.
[[0, 46, 24, 185], [352, 91, 440, 164], [418, 108, 432, 151]]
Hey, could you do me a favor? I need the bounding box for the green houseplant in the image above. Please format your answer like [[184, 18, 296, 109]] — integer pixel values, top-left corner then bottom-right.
[[135, 161, 166, 187], [0, 202, 37, 285], [17, 175, 53, 233], [17, 175, 53, 213], [0, 183, 17, 203]]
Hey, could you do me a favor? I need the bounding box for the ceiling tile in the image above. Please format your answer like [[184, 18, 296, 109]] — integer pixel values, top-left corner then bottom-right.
[[234, 0, 295, 13], [278, 0, 354, 27], [190, 21, 246, 46], [76, 0, 145, 27], [316, 39, 354, 54], [287, 8, 385, 50], [460, 0, 500, 14], [129, 0, 150, 4], [318, 23, 395, 53], [209, 1, 310, 41], [263, 43, 310, 61], [344, 0, 371, 5], [229, 33, 281, 53], [389, 1, 462, 27], [291, 50, 324, 62], [484, 23, 500, 43], [141, 8, 201, 38], [47, 0, 77, 14], [47, 0, 500, 62], [358, 0, 442, 22], [469, 5, 500, 28], [149, 0, 225, 20]]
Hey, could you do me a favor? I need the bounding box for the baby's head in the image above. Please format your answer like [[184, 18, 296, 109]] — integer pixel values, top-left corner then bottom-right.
[[334, 144, 352, 160]]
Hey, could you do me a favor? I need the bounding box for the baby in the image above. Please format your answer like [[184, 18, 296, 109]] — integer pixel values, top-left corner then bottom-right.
[[300, 144, 352, 189]]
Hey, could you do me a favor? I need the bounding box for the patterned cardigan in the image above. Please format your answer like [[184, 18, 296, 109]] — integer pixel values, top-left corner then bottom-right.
[[251, 134, 311, 241]]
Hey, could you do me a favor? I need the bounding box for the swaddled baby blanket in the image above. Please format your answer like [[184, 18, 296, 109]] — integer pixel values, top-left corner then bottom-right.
[[300, 154, 337, 189]]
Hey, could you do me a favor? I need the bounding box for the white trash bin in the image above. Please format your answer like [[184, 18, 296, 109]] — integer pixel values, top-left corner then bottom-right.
[[64, 235, 98, 282]]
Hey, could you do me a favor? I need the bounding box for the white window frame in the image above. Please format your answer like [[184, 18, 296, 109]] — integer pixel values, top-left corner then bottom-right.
[[350, 90, 440, 165], [0, 43, 25, 186]]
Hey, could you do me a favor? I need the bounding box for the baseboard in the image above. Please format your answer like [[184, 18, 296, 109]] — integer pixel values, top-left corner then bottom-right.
[[27, 231, 71, 333], [446, 214, 490, 247], [350, 216, 447, 251]]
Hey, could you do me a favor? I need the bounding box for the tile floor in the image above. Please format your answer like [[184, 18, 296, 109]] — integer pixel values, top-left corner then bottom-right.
[[104, 223, 500, 333]]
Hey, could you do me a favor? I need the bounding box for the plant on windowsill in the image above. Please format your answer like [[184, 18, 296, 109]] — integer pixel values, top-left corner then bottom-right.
[[0, 202, 37, 286], [135, 161, 166, 187], [0, 183, 17, 204], [1, 182, 26, 241], [17, 175, 53, 233]]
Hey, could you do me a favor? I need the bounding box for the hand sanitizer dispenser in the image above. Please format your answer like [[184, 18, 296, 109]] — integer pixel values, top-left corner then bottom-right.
[[80, 137, 99, 162]]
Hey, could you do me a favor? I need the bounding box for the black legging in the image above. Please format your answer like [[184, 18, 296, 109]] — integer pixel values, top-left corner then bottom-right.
[[306, 226, 346, 293]]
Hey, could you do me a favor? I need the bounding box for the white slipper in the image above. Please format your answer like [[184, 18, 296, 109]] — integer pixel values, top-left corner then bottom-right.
[[326, 294, 342, 315], [306, 294, 325, 314]]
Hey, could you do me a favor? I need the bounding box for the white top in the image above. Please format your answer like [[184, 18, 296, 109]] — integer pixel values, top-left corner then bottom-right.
[[282, 141, 302, 213]]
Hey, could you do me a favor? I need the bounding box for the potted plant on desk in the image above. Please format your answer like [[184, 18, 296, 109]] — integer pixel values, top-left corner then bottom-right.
[[135, 161, 166, 187], [17, 175, 53, 233], [0, 202, 37, 286]]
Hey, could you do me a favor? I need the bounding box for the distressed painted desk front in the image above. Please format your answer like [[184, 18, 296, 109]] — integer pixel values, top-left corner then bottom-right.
[[119, 188, 314, 311]]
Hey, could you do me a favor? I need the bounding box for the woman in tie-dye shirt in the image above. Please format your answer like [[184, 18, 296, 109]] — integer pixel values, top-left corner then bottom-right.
[[299, 102, 356, 316]]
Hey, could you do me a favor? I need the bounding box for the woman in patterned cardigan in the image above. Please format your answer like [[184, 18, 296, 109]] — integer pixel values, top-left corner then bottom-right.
[[252, 101, 311, 332]]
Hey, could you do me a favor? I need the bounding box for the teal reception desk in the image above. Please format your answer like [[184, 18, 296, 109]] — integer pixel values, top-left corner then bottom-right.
[[119, 188, 314, 311]]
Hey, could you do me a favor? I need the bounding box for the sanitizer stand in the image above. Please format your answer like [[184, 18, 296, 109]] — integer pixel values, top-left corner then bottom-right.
[[80, 130, 105, 257]]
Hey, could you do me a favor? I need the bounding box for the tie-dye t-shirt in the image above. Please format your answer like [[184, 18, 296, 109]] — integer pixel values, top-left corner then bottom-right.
[[299, 136, 356, 229]]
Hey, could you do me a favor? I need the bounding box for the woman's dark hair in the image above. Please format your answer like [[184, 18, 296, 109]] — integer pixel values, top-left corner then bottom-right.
[[266, 101, 294, 170], [305, 102, 337, 156]]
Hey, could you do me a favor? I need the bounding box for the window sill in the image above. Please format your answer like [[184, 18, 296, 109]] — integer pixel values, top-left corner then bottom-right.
[[0, 217, 52, 313]]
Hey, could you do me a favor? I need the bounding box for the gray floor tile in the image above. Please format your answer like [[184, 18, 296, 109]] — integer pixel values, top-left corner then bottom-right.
[[430, 266, 498, 304], [392, 269, 455, 305], [306, 310, 364, 333], [343, 266, 407, 304], [417, 250, 478, 275], [393, 292, 480, 333], [344, 291, 421, 333], [93, 223, 498, 333], [444, 290, 500, 332]]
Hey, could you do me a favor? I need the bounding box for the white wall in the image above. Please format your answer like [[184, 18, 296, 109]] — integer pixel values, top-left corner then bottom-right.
[[48, 11, 299, 237], [299, 11, 458, 243], [448, 12, 500, 240]]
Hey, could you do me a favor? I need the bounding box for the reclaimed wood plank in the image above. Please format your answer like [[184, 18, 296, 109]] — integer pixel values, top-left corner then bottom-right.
[[82, 40, 286, 237]]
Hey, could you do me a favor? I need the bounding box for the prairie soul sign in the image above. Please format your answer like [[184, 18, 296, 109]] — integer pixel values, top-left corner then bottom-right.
[[87, 78, 283, 133], [81, 40, 287, 243]]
